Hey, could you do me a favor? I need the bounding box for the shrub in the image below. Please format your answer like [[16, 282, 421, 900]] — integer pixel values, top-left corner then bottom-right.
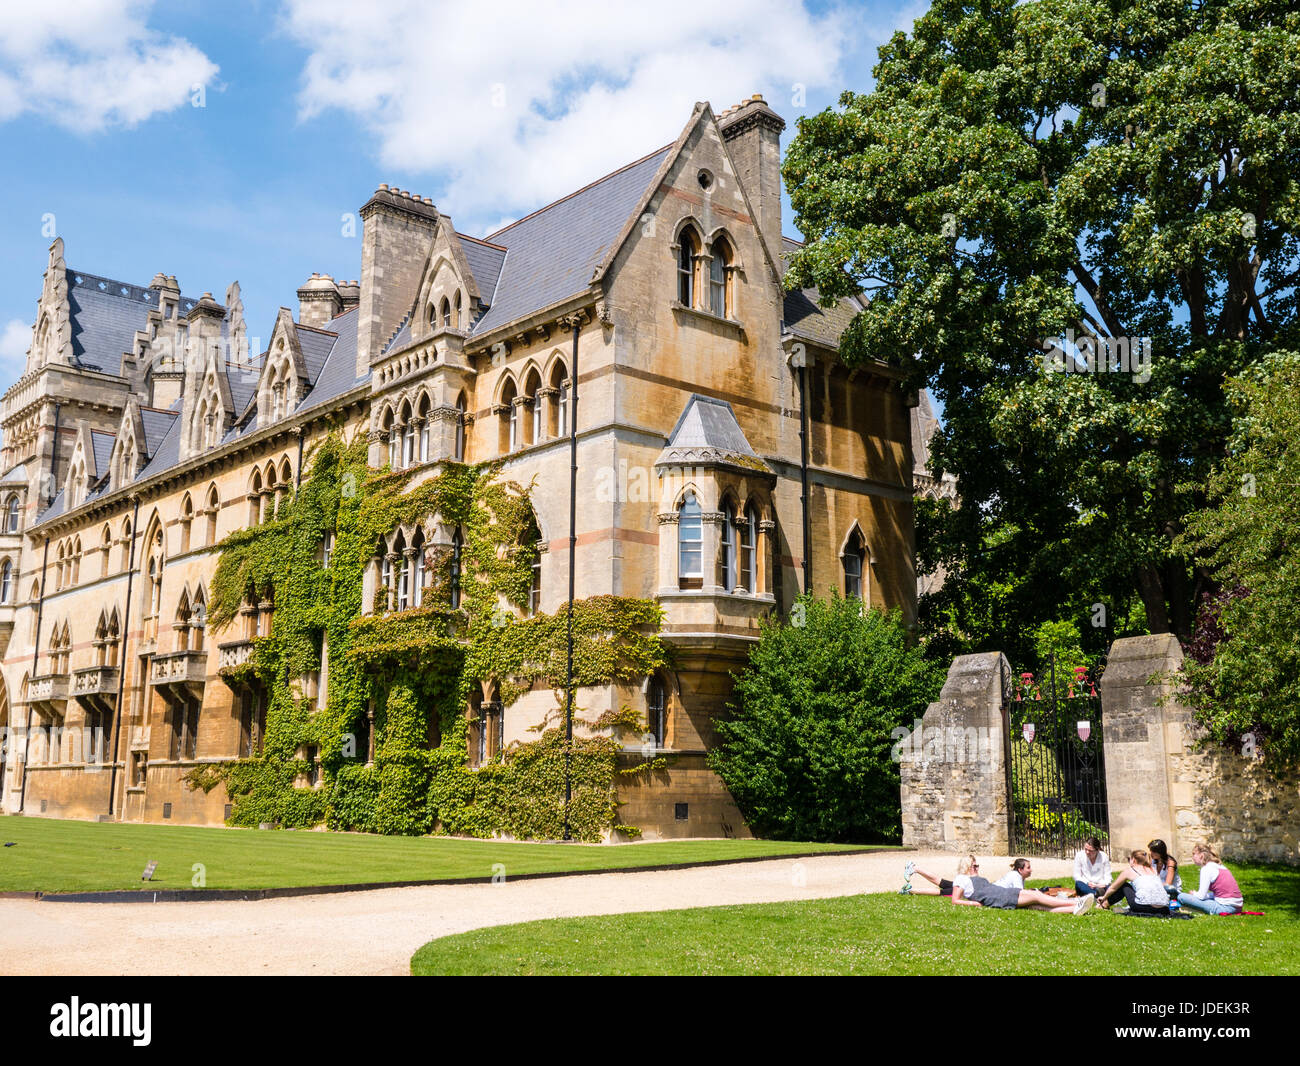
[[709, 595, 943, 843]]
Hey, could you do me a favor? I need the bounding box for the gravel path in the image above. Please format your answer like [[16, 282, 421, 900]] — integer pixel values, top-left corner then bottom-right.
[[0, 851, 1077, 975]]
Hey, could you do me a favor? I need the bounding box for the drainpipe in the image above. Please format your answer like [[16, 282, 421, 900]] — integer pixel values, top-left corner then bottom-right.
[[18, 536, 50, 812], [797, 362, 812, 595], [108, 495, 140, 819], [47, 403, 62, 506], [562, 313, 580, 842]]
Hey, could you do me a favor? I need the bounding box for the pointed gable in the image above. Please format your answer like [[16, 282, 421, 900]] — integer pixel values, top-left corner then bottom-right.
[[257, 308, 312, 425], [410, 219, 482, 341], [468, 146, 671, 337]]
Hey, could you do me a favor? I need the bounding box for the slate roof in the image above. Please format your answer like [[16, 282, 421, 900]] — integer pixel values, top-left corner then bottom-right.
[[134, 408, 181, 483], [90, 431, 115, 477], [140, 406, 179, 456], [298, 306, 367, 415], [64, 270, 196, 373], [297, 323, 337, 383], [0, 462, 27, 485], [382, 316, 411, 355], [471, 147, 671, 335], [40, 488, 67, 522], [656, 394, 772, 474], [780, 240, 865, 350], [227, 358, 262, 417], [458, 234, 507, 305]]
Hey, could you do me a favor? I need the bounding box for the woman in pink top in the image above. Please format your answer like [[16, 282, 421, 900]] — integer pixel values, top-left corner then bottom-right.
[[1176, 843, 1243, 915]]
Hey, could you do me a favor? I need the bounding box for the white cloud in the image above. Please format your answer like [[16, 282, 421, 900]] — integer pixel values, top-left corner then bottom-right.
[[281, 0, 851, 231], [0, 319, 30, 380], [0, 2, 218, 132]]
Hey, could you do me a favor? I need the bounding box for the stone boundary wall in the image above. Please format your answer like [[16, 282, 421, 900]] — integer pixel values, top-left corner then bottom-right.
[[1101, 634, 1300, 865], [901, 651, 1012, 854]]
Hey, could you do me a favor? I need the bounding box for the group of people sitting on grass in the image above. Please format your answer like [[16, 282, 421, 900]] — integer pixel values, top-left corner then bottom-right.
[[902, 838, 1244, 917], [1074, 837, 1244, 916]]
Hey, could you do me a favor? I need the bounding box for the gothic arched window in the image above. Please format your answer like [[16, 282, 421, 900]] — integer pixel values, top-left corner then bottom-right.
[[454, 394, 467, 461], [719, 499, 736, 591], [738, 504, 757, 594], [678, 491, 703, 590], [449, 529, 463, 609], [678, 228, 700, 307], [647, 675, 667, 749], [709, 234, 733, 318], [843, 527, 866, 601]]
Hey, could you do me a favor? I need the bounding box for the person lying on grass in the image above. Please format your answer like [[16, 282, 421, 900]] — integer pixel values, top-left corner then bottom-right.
[[951, 862, 1096, 914], [903, 854, 978, 895], [993, 858, 1032, 890], [1097, 850, 1171, 915]]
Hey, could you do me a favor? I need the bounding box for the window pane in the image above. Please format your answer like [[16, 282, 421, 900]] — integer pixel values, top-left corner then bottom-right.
[[679, 494, 703, 579]]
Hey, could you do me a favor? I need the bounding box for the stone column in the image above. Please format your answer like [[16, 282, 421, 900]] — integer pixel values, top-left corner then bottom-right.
[[1098, 634, 1183, 856], [758, 519, 775, 597], [701, 512, 724, 593], [656, 511, 678, 592], [901, 651, 1013, 853]]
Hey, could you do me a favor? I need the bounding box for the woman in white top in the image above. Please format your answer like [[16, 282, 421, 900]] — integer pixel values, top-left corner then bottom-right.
[[1097, 850, 1170, 915], [951, 856, 1095, 914], [1073, 836, 1112, 896], [993, 859, 1031, 890]]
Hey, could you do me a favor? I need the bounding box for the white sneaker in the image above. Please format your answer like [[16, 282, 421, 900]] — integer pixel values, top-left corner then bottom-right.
[[898, 883, 913, 895], [1074, 893, 1097, 915], [904, 860, 916, 880]]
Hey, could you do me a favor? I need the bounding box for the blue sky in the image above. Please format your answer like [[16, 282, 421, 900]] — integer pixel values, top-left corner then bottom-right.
[[0, 0, 928, 384]]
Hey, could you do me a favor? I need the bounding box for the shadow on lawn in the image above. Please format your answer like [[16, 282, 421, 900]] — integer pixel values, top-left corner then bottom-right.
[[1236, 862, 1300, 919]]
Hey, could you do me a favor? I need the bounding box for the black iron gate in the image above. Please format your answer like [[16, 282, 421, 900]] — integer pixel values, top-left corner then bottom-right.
[[1007, 656, 1110, 858]]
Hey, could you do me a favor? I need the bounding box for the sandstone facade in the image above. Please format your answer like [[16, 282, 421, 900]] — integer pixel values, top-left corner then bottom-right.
[[0, 96, 922, 838]]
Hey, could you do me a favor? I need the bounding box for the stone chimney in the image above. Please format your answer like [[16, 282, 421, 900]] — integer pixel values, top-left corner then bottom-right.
[[297, 273, 343, 328], [718, 94, 786, 277], [179, 292, 226, 460], [336, 279, 360, 314], [356, 185, 440, 375]]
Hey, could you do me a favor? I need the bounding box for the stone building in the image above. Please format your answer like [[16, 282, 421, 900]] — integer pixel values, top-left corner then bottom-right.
[[0, 96, 925, 838]]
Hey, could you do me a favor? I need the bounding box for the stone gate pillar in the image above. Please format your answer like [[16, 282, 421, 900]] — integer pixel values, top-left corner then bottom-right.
[[1101, 634, 1300, 863], [901, 651, 1012, 853], [1097, 634, 1183, 855]]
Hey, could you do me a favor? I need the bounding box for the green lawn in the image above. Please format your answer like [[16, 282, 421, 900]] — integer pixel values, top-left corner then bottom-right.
[[0, 815, 873, 893], [410, 862, 1300, 975]]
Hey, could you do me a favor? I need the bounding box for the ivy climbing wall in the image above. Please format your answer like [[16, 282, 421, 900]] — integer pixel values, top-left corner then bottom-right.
[[186, 435, 669, 840]]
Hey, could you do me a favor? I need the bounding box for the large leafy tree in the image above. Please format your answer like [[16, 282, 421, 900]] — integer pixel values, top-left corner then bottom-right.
[[785, 0, 1300, 649], [1180, 355, 1300, 766], [709, 598, 943, 843]]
